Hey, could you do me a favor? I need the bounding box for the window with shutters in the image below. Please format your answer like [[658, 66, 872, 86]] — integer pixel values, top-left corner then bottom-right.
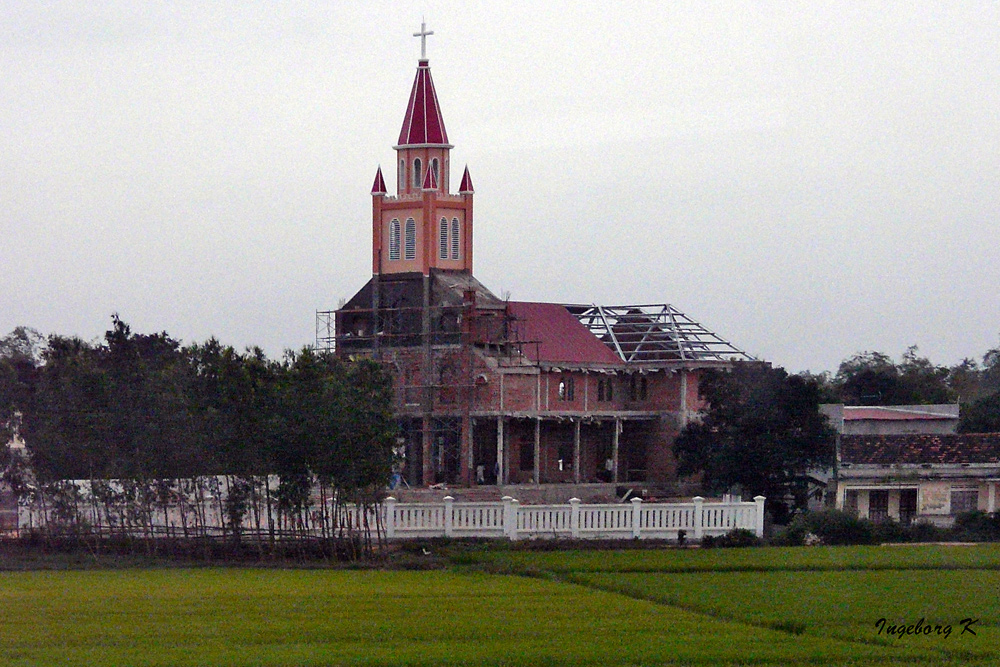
[[439, 218, 448, 259], [388, 219, 401, 260], [404, 218, 416, 260], [450, 218, 460, 259]]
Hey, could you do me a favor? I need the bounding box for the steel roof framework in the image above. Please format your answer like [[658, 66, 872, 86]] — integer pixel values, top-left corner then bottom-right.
[[562, 304, 754, 364]]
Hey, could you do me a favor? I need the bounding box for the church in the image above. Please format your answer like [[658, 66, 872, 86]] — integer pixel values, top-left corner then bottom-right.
[[319, 27, 752, 497]]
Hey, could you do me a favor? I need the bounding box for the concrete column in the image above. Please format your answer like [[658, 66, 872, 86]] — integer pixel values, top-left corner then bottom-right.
[[573, 419, 581, 484], [501, 496, 514, 539], [569, 497, 581, 538], [754, 496, 766, 537], [693, 496, 704, 540], [443, 496, 454, 537], [612, 418, 620, 484], [496, 417, 505, 486], [467, 418, 476, 485], [631, 497, 643, 538], [421, 418, 432, 486], [533, 418, 541, 485], [384, 497, 396, 539], [460, 414, 472, 486]]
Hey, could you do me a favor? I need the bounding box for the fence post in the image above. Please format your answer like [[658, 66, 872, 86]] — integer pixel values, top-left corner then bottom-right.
[[502, 496, 514, 540], [510, 498, 520, 541], [569, 498, 581, 538], [693, 496, 704, 540], [443, 496, 454, 538], [754, 495, 766, 537], [631, 497, 642, 539], [385, 497, 396, 539]]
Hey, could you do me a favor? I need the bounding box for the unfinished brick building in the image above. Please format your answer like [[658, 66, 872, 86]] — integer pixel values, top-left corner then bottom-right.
[[318, 37, 752, 494]]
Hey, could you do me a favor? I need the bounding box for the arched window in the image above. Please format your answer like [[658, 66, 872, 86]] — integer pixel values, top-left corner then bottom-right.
[[439, 217, 448, 259], [404, 218, 416, 260], [398, 159, 405, 192], [450, 218, 460, 259], [413, 158, 422, 189], [431, 158, 439, 187], [388, 219, 401, 260]]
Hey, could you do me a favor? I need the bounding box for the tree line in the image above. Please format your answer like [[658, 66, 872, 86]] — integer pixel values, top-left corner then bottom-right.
[[0, 319, 396, 556]]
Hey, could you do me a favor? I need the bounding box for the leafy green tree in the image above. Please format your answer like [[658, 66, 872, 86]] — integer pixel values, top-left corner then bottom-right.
[[948, 357, 984, 403], [674, 362, 835, 522], [897, 346, 955, 404], [0, 326, 43, 444], [834, 351, 900, 405], [959, 392, 1000, 433], [834, 347, 955, 405]]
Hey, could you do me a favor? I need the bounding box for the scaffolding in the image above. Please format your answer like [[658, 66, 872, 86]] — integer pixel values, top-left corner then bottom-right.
[[316, 295, 522, 487], [563, 303, 754, 363]]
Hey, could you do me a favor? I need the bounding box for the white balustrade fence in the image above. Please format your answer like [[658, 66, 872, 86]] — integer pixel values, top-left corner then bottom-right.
[[384, 495, 765, 541], [14, 478, 763, 542]]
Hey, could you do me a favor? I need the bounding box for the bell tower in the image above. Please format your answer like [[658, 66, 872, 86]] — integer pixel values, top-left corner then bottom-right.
[[371, 23, 475, 277]]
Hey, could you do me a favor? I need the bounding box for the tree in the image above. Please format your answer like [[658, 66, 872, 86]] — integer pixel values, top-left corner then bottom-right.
[[833, 347, 955, 405], [834, 351, 900, 405], [958, 340, 1000, 433], [959, 392, 1000, 433], [0, 326, 43, 444], [673, 362, 835, 522]]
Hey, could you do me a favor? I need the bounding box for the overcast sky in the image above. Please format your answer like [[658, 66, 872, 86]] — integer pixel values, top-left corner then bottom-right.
[[3, 2, 998, 373]]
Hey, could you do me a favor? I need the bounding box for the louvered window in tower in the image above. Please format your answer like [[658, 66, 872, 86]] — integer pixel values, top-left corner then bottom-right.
[[398, 159, 405, 192], [431, 158, 439, 188], [388, 219, 401, 260], [450, 218, 460, 259], [439, 218, 448, 259], [413, 159, 422, 189], [404, 218, 416, 260]]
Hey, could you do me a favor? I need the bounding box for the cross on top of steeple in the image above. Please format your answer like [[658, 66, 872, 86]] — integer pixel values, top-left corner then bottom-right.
[[413, 21, 434, 60]]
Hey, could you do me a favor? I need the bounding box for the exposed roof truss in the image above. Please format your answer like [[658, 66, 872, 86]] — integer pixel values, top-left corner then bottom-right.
[[562, 303, 754, 364]]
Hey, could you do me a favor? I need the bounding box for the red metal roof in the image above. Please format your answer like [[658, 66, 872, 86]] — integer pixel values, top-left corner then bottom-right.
[[421, 162, 437, 190], [371, 167, 387, 194], [397, 59, 450, 147], [458, 165, 474, 193], [507, 302, 624, 367], [843, 407, 957, 421]]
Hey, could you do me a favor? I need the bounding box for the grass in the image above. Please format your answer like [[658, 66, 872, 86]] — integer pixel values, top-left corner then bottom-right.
[[463, 542, 1000, 574], [0, 544, 997, 665]]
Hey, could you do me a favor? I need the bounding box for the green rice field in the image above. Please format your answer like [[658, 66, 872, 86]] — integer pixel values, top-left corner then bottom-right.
[[1, 544, 998, 666]]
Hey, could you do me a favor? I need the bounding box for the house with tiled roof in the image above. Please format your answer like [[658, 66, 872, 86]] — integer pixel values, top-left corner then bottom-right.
[[317, 26, 752, 497], [836, 433, 1000, 525]]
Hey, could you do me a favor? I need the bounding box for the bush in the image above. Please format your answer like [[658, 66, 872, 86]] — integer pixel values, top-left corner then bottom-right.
[[872, 518, 910, 544], [781, 510, 876, 546], [953, 511, 1000, 541], [702, 528, 761, 549], [909, 520, 945, 542]]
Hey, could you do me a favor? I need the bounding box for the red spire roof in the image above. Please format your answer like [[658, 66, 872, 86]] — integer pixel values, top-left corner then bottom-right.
[[458, 165, 474, 193], [371, 167, 387, 194], [421, 163, 438, 190], [397, 60, 451, 147]]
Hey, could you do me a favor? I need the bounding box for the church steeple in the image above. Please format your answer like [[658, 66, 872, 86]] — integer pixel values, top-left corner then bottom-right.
[[371, 24, 474, 278]]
